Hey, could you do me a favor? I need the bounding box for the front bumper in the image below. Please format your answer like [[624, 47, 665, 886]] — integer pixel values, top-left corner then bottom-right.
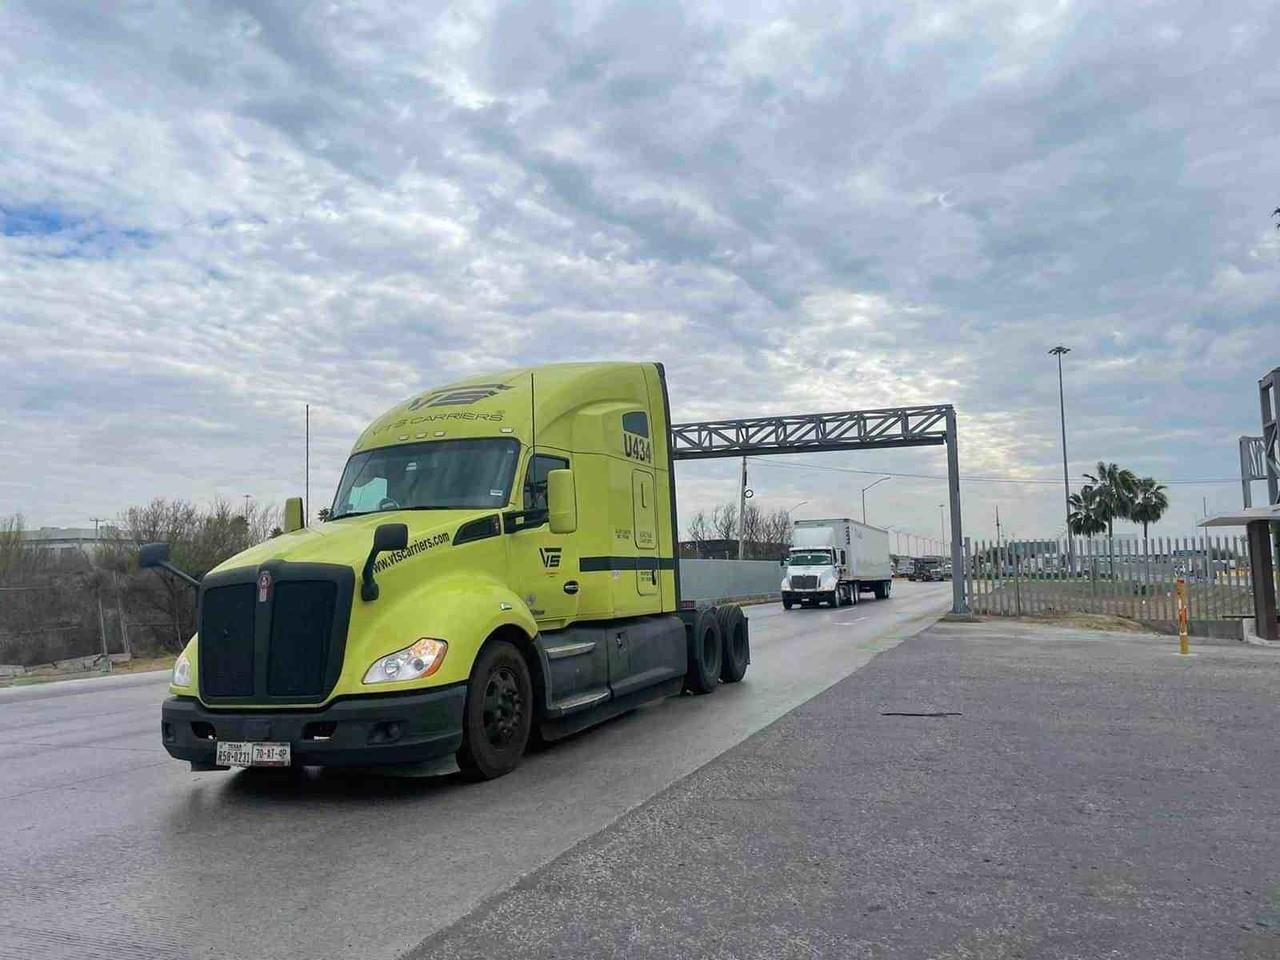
[[161, 684, 467, 769]]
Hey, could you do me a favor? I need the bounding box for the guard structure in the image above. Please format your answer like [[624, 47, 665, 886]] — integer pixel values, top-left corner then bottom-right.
[[1207, 366, 1280, 641]]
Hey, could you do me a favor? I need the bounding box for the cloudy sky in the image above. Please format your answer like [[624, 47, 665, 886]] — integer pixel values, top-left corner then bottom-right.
[[2, 0, 1276, 546]]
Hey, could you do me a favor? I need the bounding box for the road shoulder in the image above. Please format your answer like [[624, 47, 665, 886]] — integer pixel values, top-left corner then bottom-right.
[[412, 620, 1280, 960]]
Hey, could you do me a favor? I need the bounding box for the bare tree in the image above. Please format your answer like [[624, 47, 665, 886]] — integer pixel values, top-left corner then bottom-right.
[[711, 503, 738, 541], [686, 510, 713, 556], [684, 502, 794, 559]]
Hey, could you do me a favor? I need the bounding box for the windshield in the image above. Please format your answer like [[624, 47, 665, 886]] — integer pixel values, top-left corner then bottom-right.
[[790, 550, 833, 566], [330, 438, 520, 519]]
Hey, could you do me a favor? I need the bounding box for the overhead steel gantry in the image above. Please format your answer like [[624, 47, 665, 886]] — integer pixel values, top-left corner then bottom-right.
[[670, 403, 968, 614]]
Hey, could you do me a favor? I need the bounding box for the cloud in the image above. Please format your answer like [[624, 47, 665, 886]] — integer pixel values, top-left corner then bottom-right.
[[1, 0, 1276, 543]]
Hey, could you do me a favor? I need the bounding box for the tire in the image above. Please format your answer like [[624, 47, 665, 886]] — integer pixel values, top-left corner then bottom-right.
[[875, 581, 891, 600], [457, 640, 533, 781], [826, 591, 839, 608], [849, 584, 859, 606], [782, 596, 793, 610], [684, 608, 722, 694], [716, 604, 749, 683]]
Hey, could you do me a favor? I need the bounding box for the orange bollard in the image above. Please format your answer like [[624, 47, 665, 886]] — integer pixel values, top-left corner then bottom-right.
[[1176, 577, 1189, 656]]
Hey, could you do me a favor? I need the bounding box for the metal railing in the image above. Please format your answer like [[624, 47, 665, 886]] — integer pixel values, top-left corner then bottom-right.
[[965, 536, 1256, 621]]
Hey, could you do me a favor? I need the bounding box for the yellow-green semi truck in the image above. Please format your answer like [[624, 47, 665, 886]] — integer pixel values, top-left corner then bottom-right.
[[156, 362, 749, 780]]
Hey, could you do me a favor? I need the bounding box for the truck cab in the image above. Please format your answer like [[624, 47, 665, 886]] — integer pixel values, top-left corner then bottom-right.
[[158, 362, 749, 780], [781, 545, 844, 608]]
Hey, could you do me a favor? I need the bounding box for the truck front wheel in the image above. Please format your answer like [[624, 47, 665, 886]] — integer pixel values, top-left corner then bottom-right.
[[458, 640, 532, 781]]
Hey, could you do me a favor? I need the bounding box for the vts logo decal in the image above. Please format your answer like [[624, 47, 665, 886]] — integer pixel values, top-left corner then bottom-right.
[[623, 431, 652, 463], [407, 383, 513, 410], [539, 547, 563, 570]]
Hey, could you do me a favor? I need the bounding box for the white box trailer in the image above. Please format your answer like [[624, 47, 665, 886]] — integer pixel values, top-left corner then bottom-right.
[[781, 518, 892, 609]]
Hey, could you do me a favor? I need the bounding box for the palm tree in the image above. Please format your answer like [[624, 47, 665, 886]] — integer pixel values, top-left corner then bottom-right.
[[1068, 485, 1108, 537], [1129, 477, 1169, 538], [1082, 461, 1137, 537]]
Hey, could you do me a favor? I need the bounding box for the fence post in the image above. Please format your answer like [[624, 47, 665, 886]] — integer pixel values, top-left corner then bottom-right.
[[1013, 541, 1023, 617], [96, 594, 110, 673]]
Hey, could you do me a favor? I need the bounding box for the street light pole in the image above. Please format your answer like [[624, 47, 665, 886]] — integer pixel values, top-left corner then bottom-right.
[[1050, 345, 1073, 571], [861, 476, 891, 524]]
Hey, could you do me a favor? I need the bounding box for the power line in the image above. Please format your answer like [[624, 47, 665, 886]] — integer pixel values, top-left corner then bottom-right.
[[744, 457, 1242, 486]]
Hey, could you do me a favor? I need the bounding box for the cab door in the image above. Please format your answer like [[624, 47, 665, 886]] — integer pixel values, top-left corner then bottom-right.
[[632, 469, 658, 598], [510, 452, 579, 628]]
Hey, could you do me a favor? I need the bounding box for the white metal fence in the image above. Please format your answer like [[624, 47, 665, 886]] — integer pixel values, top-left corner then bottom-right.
[[965, 536, 1256, 621]]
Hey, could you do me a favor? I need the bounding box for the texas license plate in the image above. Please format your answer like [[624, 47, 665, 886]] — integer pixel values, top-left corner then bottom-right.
[[216, 741, 291, 768]]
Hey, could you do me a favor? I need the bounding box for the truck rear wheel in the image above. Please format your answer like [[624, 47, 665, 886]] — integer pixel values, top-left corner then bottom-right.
[[684, 609, 722, 694], [457, 640, 532, 781], [716, 605, 749, 683]]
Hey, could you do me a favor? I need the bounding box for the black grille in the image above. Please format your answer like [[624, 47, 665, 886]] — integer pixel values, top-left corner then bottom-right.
[[199, 584, 256, 697], [267, 581, 337, 697], [791, 575, 818, 590]]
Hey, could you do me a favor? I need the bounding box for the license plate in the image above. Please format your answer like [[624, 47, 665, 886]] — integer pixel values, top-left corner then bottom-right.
[[215, 741, 291, 768]]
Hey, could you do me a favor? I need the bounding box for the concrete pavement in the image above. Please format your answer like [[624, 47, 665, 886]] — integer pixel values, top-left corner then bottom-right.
[[0, 582, 948, 960], [417, 619, 1280, 960]]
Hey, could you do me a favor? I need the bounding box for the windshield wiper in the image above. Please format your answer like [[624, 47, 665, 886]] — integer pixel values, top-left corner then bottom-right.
[[328, 510, 373, 521]]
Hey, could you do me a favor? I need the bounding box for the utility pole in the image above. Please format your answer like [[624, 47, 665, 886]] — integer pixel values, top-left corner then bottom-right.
[[242, 494, 252, 518], [995, 505, 1002, 547], [1050, 345, 1073, 572], [90, 517, 106, 540], [737, 457, 749, 560], [305, 403, 311, 525]]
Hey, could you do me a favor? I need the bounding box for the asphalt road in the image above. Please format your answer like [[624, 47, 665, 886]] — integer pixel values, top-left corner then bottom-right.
[[0, 581, 949, 960]]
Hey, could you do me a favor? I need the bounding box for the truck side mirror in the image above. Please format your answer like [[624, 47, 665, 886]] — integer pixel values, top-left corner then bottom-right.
[[779, 557, 787, 567], [283, 497, 305, 533], [547, 469, 577, 535], [138, 542, 201, 588], [138, 542, 170, 569], [361, 523, 409, 602]]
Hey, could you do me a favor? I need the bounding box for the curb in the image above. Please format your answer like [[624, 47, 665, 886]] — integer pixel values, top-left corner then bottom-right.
[[0, 669, 172, 704]]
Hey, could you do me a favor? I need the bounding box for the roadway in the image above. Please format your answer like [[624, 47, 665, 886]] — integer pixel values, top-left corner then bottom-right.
[[0, 581, 949, 960]]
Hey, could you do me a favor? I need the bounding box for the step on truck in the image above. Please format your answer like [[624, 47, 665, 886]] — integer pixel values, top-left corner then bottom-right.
[[780, 518, 892, 609], [152, 362, 749, 781]]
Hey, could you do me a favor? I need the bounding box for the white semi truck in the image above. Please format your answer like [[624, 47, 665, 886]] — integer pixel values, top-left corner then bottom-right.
[[780, 518, 892, 609]]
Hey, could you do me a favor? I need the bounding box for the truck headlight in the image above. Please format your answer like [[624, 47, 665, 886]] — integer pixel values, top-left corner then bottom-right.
[[172, 652, 192, 688], [363, 638, 448, 684]]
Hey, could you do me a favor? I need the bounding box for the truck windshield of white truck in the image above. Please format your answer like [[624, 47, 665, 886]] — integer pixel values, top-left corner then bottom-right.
[[790, 550, 833, 566], [330, 437, 520, 519]]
